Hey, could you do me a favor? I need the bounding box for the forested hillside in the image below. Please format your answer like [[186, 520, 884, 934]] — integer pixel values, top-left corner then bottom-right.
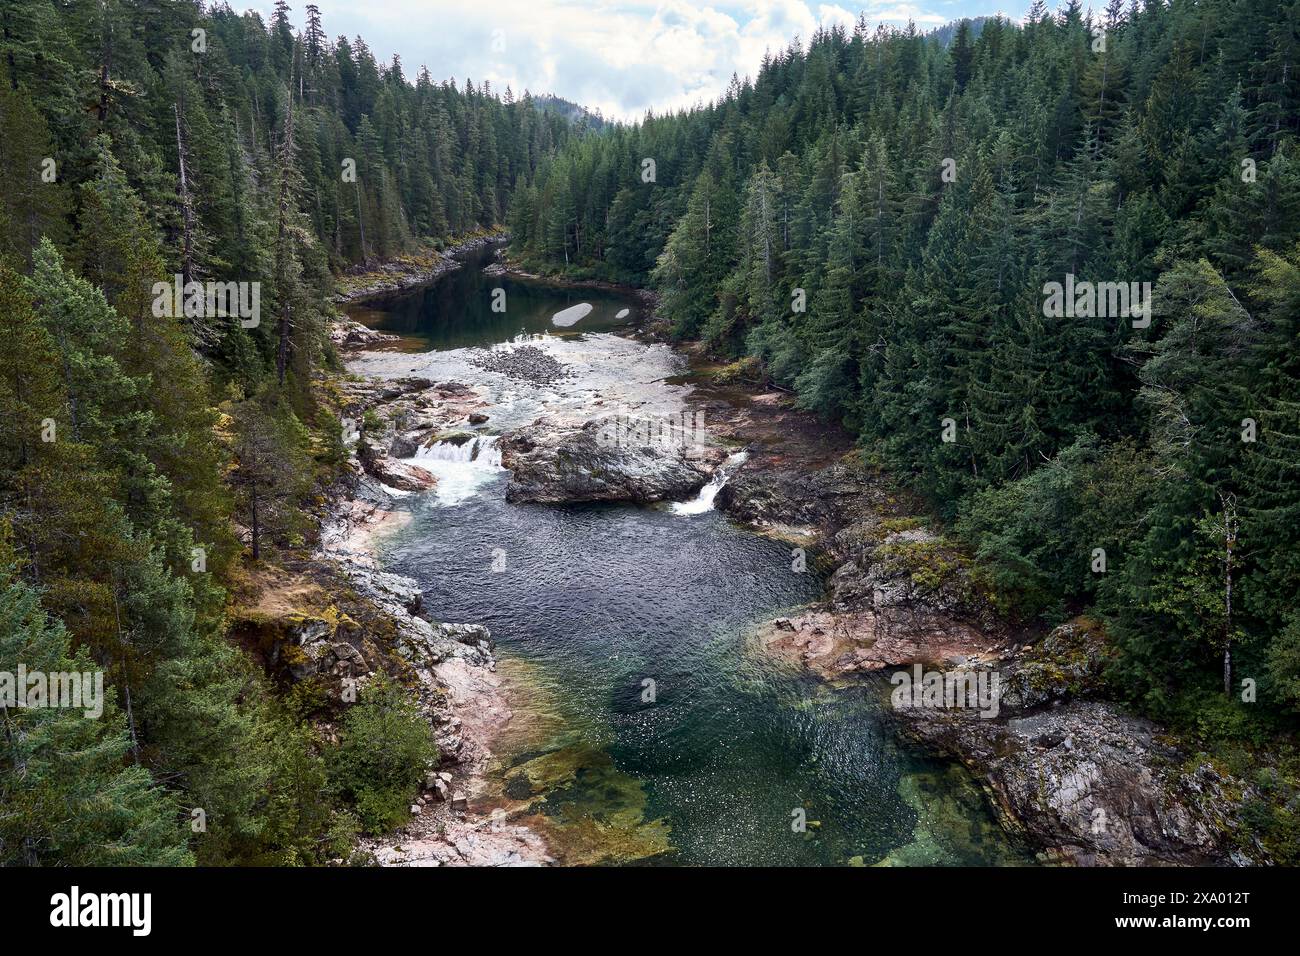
[[511, 0, 1300, 755], [2, 0, 1299, 868], [0, 0, 556, 864]]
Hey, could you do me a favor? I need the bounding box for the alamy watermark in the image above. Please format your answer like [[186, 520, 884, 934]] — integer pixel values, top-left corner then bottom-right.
[[50, 886, 150, 936], [152, 275, 260, 328], [1, 665, 104, 718], [890, 664, 1001, 718], [594, 408, 707, 450], [1042, 274, 1151, 328]]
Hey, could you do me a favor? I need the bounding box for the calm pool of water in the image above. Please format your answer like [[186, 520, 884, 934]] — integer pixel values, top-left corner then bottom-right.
[[357, 243, 1028, 866], [348, 243, 640, 351]]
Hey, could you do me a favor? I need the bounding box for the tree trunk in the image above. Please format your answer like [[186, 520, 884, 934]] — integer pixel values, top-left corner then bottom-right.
[[175, 102, 196, 293], [704, 196, 712, 257], [97, 63, 111, 125], [124, 681, 140, 763], [96, 6, 113, 126], [1221, 492, 1238, 697], [250, 485, 261, 561]]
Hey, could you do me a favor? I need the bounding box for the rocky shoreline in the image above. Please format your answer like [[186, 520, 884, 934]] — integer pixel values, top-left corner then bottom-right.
[[322, 246, 1266, 867], [333, 232, 507, 305], [310, 373, 554, 866], [316, 257, 742, 865], [681, 371, 1268, 866], [484, 248, 661, 310]]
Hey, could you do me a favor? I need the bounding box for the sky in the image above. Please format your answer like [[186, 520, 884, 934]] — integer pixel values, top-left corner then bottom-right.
[[243, 0, 1021, 121]]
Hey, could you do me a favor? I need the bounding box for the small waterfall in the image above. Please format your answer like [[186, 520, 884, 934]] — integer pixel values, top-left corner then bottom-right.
[[414, 434, 503, 468], [671, 451, 748, 516], [406, 434, 504, 506]]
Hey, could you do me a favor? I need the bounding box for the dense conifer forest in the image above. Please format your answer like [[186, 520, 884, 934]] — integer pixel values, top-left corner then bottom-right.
[[0, 0, 573, 864], [511, 0, 1300, 806], [1, 0, 1298, 867]]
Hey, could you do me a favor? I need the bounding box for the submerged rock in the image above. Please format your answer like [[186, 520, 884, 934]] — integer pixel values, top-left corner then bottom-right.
[[871, 765, 1030, 866]]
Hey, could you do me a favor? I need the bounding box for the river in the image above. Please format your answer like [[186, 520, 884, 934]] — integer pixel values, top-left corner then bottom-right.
[[346, 244, 1027, 866]]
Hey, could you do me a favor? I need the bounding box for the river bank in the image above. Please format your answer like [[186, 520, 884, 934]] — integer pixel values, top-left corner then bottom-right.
[[327, 253, 701, 864], [672, 352, 1269, 866], [323, 239, 1266, 867], [330, 246, 1021, 866], [313, 240, 698, 865], [333, 231, 509, 305], [449, 254, 1270, 865], [309, 375, 556, 866], [225, 234, 564, 866]]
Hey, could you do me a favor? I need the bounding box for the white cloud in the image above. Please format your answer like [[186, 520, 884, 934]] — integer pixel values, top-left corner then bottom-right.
[[243, 1, 962, 120], [860, 3, 949, 26]]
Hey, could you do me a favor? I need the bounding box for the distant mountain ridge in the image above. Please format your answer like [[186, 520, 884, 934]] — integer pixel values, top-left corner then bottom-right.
[[533, 93, 608, 130], [928, 16, 996, 46]]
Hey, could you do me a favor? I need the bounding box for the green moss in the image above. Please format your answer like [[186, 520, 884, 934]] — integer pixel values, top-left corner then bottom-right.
[[878, 537, 966, 593], [708, 356, 763, 385]]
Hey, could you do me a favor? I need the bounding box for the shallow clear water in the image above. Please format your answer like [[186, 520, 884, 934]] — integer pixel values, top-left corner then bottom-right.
[[358, 245, 1028, 866]]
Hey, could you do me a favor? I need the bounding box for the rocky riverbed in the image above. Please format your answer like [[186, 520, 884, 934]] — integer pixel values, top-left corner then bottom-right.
[[338, 376, 488, 493], [467, 344, 573, 386], [302, 371, 557, 866], [324, 250, 1269, 867], [499, 415, 725, 504], [312, 360, 742, 865]]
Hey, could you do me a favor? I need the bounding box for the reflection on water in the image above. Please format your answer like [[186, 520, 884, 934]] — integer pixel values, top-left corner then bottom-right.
[[347, 243, 640, 351]]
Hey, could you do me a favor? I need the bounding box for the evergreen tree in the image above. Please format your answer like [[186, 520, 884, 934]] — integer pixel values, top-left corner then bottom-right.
[[0, 561, 193, 867]]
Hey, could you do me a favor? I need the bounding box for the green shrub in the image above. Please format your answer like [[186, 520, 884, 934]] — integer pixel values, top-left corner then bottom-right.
[[327, 676, 438, 833]]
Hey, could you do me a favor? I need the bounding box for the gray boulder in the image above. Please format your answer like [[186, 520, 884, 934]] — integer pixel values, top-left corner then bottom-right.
[[893, 621, 1265, 866], [500, 417, 720, 504], [897, 700, 1262, 865]]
